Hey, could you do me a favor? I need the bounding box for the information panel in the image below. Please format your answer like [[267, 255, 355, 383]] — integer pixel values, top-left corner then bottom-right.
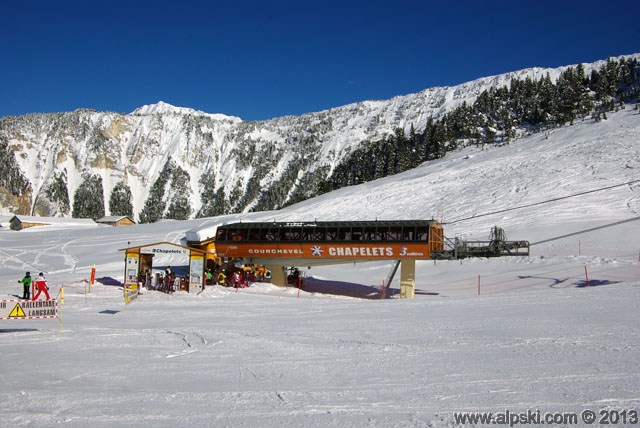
[[125, 253, 140, 283], [189, 255, 204, 294], [123, 283, 139, 305]]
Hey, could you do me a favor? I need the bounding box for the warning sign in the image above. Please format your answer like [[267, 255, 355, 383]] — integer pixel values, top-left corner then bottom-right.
[[9, 304, 26, 318], [0, 299, 59, 320]]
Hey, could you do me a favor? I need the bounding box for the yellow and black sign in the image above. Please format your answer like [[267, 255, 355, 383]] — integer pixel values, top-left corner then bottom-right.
[[0, 299, 58, 320], [123, 283, 139, 305], [9, 304, 26, 318]]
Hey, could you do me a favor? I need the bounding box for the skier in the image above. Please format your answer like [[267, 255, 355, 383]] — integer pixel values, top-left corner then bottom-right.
[[144, 269, 151, 289], [18, 271, 32, 300], [33, 272, 51, 301], [217, 270, 227, 286]]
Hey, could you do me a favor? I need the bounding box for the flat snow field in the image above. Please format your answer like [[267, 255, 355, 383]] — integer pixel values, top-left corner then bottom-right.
[[0, 247, 639, 427]]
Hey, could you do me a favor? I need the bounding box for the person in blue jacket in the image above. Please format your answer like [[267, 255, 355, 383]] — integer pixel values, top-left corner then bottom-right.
[[18, 272, 32, 300]]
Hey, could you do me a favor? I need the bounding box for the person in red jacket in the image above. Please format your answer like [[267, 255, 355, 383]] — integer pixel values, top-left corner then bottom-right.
[[33, 272, 51, 301]]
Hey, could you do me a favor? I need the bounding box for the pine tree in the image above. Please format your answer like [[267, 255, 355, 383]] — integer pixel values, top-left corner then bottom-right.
[[393, 128, 410, 174], [72, 173, 105, 219], [164, 165, 192, 220], [211, 187, 229, 216], [45, 169, 70, 216], [166, 194, 191, 220], [197, 170, 217, 218], [138, 166, 171, 224], [0, 132, 31, 196], [109, 181, 133, 217]]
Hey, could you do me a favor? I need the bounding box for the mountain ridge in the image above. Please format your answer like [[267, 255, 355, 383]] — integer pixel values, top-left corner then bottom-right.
[[1, 53, 638, 221]]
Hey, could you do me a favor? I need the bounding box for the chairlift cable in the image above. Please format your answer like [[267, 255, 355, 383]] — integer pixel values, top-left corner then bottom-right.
[[530, 215, 640, 246], [444, 179, 640, 225]]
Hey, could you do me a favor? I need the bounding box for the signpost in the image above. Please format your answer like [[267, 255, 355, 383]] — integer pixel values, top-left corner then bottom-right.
[[119, 242, 208, 294], [0, 298, 61, 330], [125, 254, 139, 284], [123, 283, 139, 305], [0, 299, 58, 320], [189, 255, 204, 293], [89, 264, 96, 293]]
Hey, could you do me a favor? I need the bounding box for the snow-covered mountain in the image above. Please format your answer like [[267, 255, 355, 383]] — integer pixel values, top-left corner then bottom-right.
[[0, 54, 637, 220], [1, 102, 638, 427]]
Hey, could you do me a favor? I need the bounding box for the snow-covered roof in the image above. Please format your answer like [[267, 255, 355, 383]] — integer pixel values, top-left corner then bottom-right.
[[96, 216, 134, 223], [10, 215, 96, 226], [0, 215, 13, 226]]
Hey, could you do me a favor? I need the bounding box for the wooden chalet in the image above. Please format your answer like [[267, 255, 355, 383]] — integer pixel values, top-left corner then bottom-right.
[[96, 215, 136, 226]]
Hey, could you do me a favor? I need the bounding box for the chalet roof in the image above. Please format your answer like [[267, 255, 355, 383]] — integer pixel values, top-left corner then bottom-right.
[[96, 216, 135, 223], [10, 215, 96, 226]]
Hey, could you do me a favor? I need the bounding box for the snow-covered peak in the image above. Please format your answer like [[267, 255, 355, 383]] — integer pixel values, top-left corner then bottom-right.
[[131, 101, 242, 122], [131, 101, 194, 115]]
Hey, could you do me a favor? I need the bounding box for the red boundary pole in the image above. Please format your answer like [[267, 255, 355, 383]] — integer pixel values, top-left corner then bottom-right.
[[477, 275, 481, 296]]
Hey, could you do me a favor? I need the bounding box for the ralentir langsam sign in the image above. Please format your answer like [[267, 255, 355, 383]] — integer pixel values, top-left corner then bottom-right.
[[0, 299, 59, 320]]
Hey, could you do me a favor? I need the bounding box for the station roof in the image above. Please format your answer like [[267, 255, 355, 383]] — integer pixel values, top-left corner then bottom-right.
[[217, 220, 439, 229], [118, 241, 205, 254]]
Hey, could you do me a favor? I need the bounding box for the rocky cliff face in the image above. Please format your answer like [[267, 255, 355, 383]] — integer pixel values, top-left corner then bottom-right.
[[0, 56, 624, 220]]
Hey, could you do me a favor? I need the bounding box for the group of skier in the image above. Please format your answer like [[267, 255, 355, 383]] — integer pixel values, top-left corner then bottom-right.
[[206, 264, 271, 288], [128, 262, 273, 294], [208, 268, 251, 288], [145, 266, 181, 293], [18, 271, 51, 301]]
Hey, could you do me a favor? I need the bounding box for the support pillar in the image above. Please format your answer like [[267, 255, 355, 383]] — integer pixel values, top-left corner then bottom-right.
[[267, 265, 288, 287], [400, 259, 415, 299]]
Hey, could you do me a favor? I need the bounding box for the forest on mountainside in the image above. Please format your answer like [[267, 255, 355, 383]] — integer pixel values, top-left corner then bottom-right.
[[321, 58, 639, 192]]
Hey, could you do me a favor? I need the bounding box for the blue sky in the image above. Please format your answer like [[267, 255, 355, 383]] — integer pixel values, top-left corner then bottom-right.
[[2, 0, 639, 121]]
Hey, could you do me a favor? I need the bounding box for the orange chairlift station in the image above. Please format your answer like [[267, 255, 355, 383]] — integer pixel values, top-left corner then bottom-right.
[[187, 220, 529, 298]]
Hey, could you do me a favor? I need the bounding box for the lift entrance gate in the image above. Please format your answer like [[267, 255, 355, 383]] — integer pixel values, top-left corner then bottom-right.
[[119, 242, 207, 294]]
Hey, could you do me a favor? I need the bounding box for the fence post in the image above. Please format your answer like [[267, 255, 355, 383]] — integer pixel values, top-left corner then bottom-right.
[[584, 265, 589, 287], [477, 275, 481, 296]]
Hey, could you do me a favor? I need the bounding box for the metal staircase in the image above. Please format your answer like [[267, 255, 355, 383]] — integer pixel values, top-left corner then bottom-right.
[[432, 226, 530, 260]]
